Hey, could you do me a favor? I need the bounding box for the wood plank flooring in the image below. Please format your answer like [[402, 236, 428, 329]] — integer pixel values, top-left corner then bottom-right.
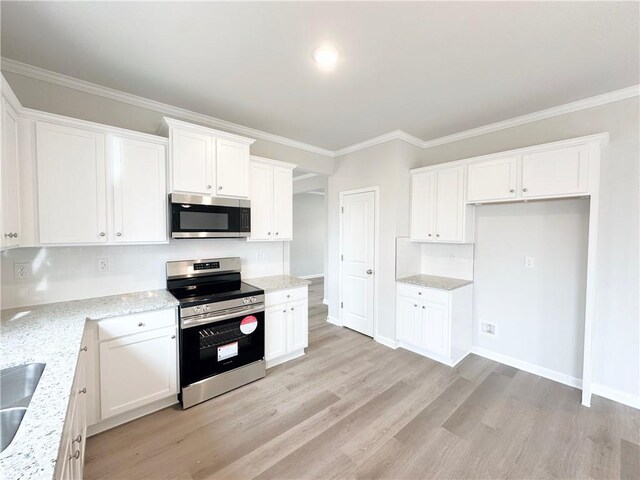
[[85, 278, 640, 479]]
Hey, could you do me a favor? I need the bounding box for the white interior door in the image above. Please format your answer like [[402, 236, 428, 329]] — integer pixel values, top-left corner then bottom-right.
[[340, 189, 375, 337]]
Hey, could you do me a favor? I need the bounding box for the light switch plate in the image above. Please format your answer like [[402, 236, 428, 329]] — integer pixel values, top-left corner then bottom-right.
[[525, 256, 535, 268], [97, 258, 109, 272]]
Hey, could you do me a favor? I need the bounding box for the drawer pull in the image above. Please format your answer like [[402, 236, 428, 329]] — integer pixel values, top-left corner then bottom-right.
[[73, 434, 82, 444], [138, 322, 145, 327], [79, 387, 87, 394], [70, 450, 80, 460], [80, 346, 88, 352], [171, 334, 176, 339]]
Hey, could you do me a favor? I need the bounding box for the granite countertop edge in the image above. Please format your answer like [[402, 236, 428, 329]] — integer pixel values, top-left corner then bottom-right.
[[245, 274, 312, 293], [396, 274, 473, 291], [0, 289, 179, 480]]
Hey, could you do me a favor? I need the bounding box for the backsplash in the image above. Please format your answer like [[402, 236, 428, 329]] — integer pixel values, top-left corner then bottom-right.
[[0, 240, 286, 308]]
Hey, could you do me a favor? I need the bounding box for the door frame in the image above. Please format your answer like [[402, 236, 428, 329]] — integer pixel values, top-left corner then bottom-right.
[[338, 186, 380, 339]]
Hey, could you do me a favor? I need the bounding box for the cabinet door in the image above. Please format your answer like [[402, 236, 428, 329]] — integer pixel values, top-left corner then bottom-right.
[[36, 122, 107, 244], [410, 171, 436, 241], [265, 305, 287, 361], [170, 127, 213, 194], [216, 138, 249, 198], [434, 166, 464, 242], [288, 300, 308, 351], [1, 100, 20, 248], [467, 156, 518, 202], [112, 137, 167, 243], [521, 145, 588, 198], [99, 326, 177, 419], [396, 295, 420, 344], [249, 162, 274, 240], [421, 301, 449, 355], [272, 167, 293, 240]]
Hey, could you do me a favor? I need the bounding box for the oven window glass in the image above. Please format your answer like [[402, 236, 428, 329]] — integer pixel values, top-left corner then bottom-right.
[[180, 211, 229, 230]]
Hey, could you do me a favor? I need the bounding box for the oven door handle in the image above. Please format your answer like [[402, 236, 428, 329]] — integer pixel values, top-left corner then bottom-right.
[[181, 304, 264, 329]]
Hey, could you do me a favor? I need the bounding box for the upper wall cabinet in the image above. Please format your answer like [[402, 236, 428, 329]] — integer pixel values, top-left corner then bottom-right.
[[1, 97, 21, 249], [466, 144, 590, 204], [35, 120, 169, 246], [163, 118, 254, 198], [36, 122, 108, 244], [410, 165, 474, 243], [112, 136, 167, 243], [249, 156, 295, 241]]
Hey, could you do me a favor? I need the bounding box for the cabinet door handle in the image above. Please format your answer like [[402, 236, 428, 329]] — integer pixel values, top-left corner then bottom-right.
[[523, 188, 528, 192], [414, 304, 417, 307], [70, 450, 80, 460], [14, 233, 17, 238], [282, 309, 287, 313], [99, 232, 106, 237], [510, 189, 515, 193], [428, 233, 432, 237], [275, 232, 279, 236], [116, 232, 122, 237], [207, 185, 212, 189], [422, 306, 426, 309], [73, 434, 82, 444], [268, 232, 271, 236], [138, 322, 145, 327], [171, 335, 176, 339], [80, 346, 88, 352], [436, 234, 440, 238], [291, 307, 294, 311], [418, 292, 422, 295], [218, 186, 223, 190], [4, 233, 10, 238], [79, 387, 87, 394]]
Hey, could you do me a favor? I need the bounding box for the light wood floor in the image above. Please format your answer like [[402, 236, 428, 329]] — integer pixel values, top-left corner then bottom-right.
[[86, 278, 640, 479]]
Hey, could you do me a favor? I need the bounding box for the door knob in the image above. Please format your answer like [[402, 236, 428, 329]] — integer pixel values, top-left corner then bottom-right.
[[366, 269, 373, 275]]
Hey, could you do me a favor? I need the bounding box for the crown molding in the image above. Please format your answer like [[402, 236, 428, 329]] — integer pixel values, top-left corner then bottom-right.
[[0, 57, 335, 158], [2, 57, 637, 160]]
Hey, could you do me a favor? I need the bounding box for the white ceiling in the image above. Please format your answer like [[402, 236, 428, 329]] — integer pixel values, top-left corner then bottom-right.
[[1, 2, 638, 150]]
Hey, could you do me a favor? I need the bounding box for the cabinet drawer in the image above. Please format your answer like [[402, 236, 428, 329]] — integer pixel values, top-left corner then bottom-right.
[[396, 283, 450, 304], [98, 308, 176, 341], [265, 286, 307, 307]]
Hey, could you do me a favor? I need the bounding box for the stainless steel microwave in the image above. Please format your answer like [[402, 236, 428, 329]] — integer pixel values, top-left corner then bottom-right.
[[170, 194, 251, 239]]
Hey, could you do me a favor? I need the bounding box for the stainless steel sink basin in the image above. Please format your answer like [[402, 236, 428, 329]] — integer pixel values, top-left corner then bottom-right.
[[0, 363, 45, 452], [1, 363, 45, 409], [0, 408, 27, 453]]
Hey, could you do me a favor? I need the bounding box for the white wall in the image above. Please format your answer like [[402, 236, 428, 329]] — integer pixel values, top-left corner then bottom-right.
[[291, 193, 326, 278], [1, 240, 285, 308], [472, 198, 589, 381], [327, 97, 639, 401]]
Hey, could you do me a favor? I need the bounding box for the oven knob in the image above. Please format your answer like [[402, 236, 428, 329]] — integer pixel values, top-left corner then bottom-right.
[[250, 296, 257, 303], [194, 306, 201, 314], [243, 298, 250, 305]]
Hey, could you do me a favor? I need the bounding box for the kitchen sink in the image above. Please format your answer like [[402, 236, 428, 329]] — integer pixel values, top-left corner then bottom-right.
[[0, 363, 45, 453]]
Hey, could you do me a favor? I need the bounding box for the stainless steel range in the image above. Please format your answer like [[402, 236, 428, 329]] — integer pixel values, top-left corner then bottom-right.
[[166, 257, 265, 409]]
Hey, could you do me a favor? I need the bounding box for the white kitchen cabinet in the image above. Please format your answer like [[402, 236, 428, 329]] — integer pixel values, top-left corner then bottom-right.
[[249, 156, 296, 241], [521, 145, 588, 198], [36, 121, 108, 244], [395, 282, 472, 366], [216, 138, 250, 197], [410, 165, 474, 243], [170, 127, 213, 195], [99, 324, 178, 419], [163, 118, 254, 198], [264, 286, 308, 367], [112, 136, 167, 243], [1, 98, 20, 249], [466, 156, 518, 202]]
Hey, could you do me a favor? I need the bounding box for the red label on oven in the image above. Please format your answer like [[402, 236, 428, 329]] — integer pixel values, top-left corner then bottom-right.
[[240, 315, 258, 334]]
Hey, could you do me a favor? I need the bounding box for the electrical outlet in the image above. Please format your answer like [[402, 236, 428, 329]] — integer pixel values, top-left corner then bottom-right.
[[14, 263, 32, 280], [525, 256, 535, 269], [97, 258, 109, 272], [481, 322, 496, 336]]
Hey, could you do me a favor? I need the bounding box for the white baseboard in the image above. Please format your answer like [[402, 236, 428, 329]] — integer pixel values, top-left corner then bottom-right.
[[327, 315, 342, 326], [592, 383, 640, 410], [298, 274, 324, 280], [470, 346, 583, 389], [87, 395, 178, 437], [322, 298, 329, 305], [375, 335, 398, 349], [266, 349, 305, 369]]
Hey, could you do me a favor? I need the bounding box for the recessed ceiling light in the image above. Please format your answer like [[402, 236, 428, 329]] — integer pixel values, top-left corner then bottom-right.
[[312, 46, 339, 69]]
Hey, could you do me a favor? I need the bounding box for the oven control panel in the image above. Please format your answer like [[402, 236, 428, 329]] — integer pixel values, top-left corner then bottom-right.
[[193, 261, 220, 271]]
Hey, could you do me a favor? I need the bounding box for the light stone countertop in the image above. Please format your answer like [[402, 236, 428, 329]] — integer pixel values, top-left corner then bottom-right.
[[396, 274, 473, 291], [0, 289, 179, 480], [245, 275, 311, 293]]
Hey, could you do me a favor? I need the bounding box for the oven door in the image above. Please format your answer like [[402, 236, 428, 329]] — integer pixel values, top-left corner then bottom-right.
[[170, 194, 250, 238], [180, 309, 265, 387]]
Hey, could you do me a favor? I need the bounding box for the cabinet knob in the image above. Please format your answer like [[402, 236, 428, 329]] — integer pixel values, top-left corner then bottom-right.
[[80, 346, 88, 352], [428, 233, 432, 237], [510, 189, 515, 193], [366, 269, 373, 275], [291, 307, 294, 311], [523, 188, 528, 192], [418, 292, 422, 295], [99, 232, 106, 237], [286, 294, 290, 298], [414, 304, 417, 307], [422, 306, 426, 309], [268, 232, 271, 235], [207, 185, 212, 189], [116, 232, 122, 237], [70, 450, 80, 460], [79, 387, 87, 394], [218, 186, 223, 190], [171, 335, 176, 339], [73, 434, 82, 444], [436, 234, 440, 238], [138, 322, 145, 327], [3, 233, 10, 238], [282, 309, 287, 313], [275, 232, 279, 235]]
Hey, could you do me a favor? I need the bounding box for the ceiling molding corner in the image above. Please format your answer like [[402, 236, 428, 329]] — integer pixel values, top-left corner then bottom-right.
[[0, 57, 336, 158]]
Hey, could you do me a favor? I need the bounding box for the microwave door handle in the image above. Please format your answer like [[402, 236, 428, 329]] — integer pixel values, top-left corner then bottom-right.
[[181, 304, 264, 329]]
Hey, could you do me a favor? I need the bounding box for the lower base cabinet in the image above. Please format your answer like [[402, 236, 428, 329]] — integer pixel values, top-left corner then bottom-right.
[[265, 287, 308, 368], [396, 283, 472, 367]]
